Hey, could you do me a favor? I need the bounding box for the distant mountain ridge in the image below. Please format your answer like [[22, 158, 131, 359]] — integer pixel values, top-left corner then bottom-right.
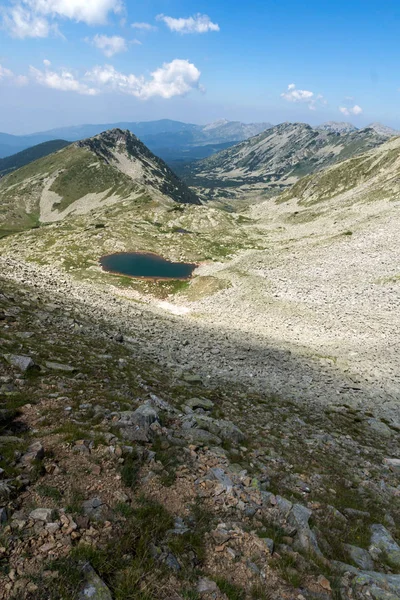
[[315, 121, 399, 137], [183, 122, 388, 200], [0, 119, 273, 159], [0, 140, 70, 177]]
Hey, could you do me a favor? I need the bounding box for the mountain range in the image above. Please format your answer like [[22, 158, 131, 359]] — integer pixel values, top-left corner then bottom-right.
[[1, 118, 397, 164], [182, 122, 389, 200], [0, 119, 272, 160]]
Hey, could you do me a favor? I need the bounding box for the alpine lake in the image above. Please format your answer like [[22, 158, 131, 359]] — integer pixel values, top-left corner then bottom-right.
[[100, 252, 197, 281]]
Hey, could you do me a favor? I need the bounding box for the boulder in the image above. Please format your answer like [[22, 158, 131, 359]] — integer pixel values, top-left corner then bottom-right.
[[4, 354, 38, 373], [288, 503, 322, 556], [20, 441, 44, 466], [344, 544, 374, 570], [369, 524, 400, 569], [116, 404, 159, 442]]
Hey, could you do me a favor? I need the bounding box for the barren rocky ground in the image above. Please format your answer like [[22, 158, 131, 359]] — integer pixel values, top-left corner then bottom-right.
[[1, 247, 400, 599]]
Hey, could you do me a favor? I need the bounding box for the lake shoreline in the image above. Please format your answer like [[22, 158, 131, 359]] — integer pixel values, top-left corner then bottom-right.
[[99, 251, 198, 281]]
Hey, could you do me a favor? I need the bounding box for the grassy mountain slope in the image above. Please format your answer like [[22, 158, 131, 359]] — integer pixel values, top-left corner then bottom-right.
[[0, 129, 200, 233], [184, 122, 387, 200], [278, 134, 400, 207], [0, 139, 70, 177]]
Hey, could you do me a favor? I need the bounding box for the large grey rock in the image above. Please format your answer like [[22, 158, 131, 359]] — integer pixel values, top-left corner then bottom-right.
[[334, 561, 400, 596], [82, 497, 107, 521], [116, 404, 159, 442], [181, 413, 244, 444], [4, 354, 38, 373], [369, 524, 400, 569], [288, 503, 322, 556], [20, 441, 44, 466], [182, 428, 222, 445], [344, 544, 374, 570], [79, 563, 112, 599]]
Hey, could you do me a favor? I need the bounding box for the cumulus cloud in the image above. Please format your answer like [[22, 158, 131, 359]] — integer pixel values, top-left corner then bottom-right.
[[89, 34, 127, 57], [2, 0, 123, 38], [157, 13, 219, 34], [3, 5, 50, 38], [30, 64, 98, 95], [339, 105, 363, 116], [86, 59, 201, 99], [131, 21, 156, 31], [281, 83, 325, 110]]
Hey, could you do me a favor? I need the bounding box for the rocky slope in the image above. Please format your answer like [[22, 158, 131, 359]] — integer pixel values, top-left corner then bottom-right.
[[183, 123, 387, 200], [1, 267, 400, 600], [0, 129, 200, 233], [363, 123, 399, 137], [278, 133, 400, 207]]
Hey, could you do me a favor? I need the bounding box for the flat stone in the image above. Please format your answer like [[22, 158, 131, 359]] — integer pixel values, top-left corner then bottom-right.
[[79, 563, 112, 600], [185, 398, 214, 411], [29, 508, 53, 523], [197, 578, 218, 593], [45, 362, 77, 373]]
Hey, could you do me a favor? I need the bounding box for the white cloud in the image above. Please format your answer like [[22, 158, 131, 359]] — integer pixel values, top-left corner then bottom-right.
[[0, 65, 14, 79], [43, 58, 51, 66], [2, 0, 123, 38], [281, 83, 325, 110], [131, 21, 156, 31], [3, 5, 50, 38], [89, 34, 127, 57], [157, 13, 220, 34], [339, 104, 363, 116], [0, 63, 28, 85], [86, 59, 201, 99], [30, 64, 98, 95]]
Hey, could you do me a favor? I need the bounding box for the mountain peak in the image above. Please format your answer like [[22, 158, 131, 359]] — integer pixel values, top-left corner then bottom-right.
[[316, 121, 358, 134], [362, 122, 399, 137], [203, 119, 230, 131]]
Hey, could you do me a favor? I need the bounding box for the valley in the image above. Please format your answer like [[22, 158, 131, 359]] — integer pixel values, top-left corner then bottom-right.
[[0, 120, 400, 600]]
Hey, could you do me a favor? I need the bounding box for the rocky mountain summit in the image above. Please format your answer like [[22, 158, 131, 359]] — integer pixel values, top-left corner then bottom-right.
[[0, 128, 200, 232], [183, 122, 387, 200], [315, 122, 358, 134]]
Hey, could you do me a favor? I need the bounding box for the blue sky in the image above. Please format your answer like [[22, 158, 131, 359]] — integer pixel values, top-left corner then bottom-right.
[[0, 0, 399, 133]]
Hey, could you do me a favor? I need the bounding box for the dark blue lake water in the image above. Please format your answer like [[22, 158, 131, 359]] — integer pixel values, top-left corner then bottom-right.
[[100, 252, 197, 280]]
